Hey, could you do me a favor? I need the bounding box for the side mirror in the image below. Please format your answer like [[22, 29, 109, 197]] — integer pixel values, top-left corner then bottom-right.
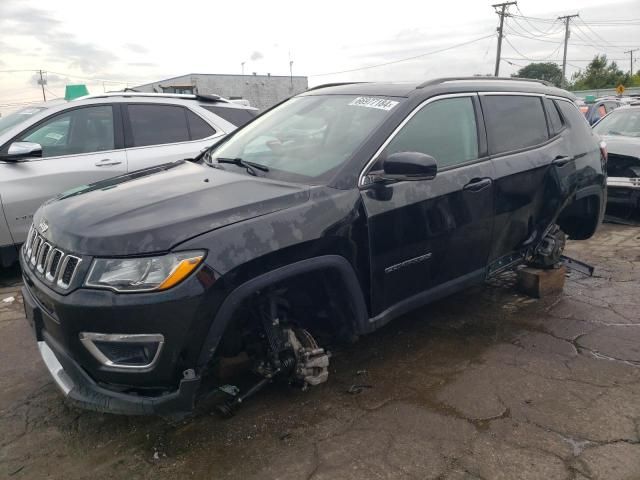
[[381, 152, 438, 181], [1, 142, 43, 161]]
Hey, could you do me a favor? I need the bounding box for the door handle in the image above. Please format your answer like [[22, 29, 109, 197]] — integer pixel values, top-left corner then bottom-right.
[[95, 159, 122, 167], [553, 155, 572, 167], [463, 177, 492, 192]]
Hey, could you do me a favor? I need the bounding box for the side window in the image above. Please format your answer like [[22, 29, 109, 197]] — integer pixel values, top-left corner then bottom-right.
[[605, 102, 619, 113], [201, 106, 257, 127], [483, 95, 548, 154], [544, 98, 564, 136], [20, 106, 114, 158], [128, 104, 190, 147], [186, 110, 216, 140], [384, 96, 479, 169]]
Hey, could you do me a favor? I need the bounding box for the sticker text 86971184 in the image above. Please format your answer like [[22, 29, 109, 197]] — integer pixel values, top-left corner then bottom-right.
[[348, 97, 399, 111]]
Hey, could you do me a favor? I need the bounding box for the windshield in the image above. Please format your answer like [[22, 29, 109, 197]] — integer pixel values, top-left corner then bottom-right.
[[0, 106, 47, 136], [593, 108, 640, 137], [210, 94, 402, 183]]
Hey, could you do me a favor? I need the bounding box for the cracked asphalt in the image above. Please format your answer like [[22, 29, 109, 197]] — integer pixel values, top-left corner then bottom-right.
[[1, 223, 639, 480]]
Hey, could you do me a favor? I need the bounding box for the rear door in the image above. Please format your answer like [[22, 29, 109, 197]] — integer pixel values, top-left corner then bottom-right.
[[123, 103, 224, 172], [0, 104, 126, 244], [481, 93, 566, 270], [361, 94, 494, 315]]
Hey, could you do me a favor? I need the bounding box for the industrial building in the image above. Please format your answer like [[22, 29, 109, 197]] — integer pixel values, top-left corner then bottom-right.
[[132, 73, 308, 111]]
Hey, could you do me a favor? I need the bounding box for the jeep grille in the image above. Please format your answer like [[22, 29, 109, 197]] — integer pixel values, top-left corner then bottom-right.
[[23, 224, 82, 289]]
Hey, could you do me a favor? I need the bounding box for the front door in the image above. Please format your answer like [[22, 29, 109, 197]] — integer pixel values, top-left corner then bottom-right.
[[360, 94, 494, 316], [0, 105, 127, 244]]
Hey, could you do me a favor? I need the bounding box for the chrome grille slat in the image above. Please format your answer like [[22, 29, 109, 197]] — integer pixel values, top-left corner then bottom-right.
[[23, 223, 82, 290]]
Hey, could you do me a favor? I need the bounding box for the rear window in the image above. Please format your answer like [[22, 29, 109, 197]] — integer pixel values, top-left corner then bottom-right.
[[483, 95, 549, 154], [128, 104, 190, 147], [202, 106, 257, 127], [544, 98, 564, 136], [186, 110, 216, 139]]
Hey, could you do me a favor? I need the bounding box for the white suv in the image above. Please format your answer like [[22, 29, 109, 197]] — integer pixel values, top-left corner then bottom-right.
[[0, 93, 257, 266]]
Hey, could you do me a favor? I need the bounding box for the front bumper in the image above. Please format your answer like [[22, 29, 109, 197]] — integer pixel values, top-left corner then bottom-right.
[[607, 177, 640, 209], [36, 335, 200, 415], [23, 282, 202, 415]]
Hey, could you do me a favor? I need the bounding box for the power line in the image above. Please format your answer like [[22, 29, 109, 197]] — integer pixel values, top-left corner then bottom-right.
[[309, 33, 496, 77], [514, 6, 563, 35]]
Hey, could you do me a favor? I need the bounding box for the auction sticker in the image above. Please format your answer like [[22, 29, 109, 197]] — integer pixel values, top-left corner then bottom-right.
[[349, 97, 399, 111]]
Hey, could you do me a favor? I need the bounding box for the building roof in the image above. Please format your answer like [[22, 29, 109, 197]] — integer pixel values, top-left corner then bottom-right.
[[133, 72, 308, 89]]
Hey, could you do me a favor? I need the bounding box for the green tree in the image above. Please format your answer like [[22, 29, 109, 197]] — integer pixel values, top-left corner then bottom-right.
[[512, 62, 563, 87], [570, 55, 631, 90]]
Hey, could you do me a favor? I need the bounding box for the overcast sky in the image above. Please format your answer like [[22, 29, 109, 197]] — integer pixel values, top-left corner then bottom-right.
[[1, 0, 639, 114]]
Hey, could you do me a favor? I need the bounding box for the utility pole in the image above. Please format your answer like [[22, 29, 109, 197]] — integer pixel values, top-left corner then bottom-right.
[[624, 48, 639, 75], [38, 69, 46, 101], [493, 1, 517, 76], [241, 62, 245, 75], [558, 14, 579, 88]]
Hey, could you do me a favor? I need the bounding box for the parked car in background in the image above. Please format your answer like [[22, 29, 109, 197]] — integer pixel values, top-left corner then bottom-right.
[[593, 105, 640, 211], [0, 93, 258, 267], [20, 77, 606, 415], [578, 97, 624, 125]]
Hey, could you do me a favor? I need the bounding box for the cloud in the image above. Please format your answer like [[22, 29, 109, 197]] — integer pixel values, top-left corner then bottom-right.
[[124, 43, 149, 54], [250, 51, 263, 61], [127, 61, 156, 67], [1, 0, 116, 72]]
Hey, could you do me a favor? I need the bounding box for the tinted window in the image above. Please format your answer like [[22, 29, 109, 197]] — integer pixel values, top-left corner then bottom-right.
[[483, 95, 548, 154], [202, 106, 256, 127], [128, 104, 190, 147], [20, 106, 114, 158], [186, 110, 215, 139], [384, 96, 479, 168], [544, 98, 564, 136]]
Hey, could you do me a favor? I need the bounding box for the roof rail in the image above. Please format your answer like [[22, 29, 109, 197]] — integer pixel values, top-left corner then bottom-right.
[[306, 82, 369, 92], [416, 76, 555, 89], [76, 92, 229, 103]]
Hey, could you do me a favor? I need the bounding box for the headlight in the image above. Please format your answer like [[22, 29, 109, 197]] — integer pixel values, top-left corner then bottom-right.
[[85, 251, 205, 292]]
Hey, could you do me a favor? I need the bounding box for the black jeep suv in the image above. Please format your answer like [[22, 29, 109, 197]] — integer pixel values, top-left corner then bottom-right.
[[21, 78, 606, 415]]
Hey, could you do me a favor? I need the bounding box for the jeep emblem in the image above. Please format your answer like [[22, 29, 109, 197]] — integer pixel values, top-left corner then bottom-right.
[[38, 220, 49, 234]]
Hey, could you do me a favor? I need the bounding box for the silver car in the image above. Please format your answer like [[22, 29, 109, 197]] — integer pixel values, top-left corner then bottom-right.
[[0, 93, 257, 267]]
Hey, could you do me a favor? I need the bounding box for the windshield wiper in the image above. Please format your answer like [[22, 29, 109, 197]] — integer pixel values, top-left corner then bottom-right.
[[216, 157, 269, 176]]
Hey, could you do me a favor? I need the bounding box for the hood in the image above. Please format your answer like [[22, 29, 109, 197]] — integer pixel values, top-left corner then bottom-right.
[[34, 161, 310, 256], [599, 134, 640, 157]]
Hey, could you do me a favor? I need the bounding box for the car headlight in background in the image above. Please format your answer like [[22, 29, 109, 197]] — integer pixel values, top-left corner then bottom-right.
[[85, 251, 205, 292]]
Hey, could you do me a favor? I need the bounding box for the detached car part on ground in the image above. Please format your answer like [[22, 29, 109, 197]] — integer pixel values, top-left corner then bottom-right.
[[593, 106, 640, 212], [0, 93, 258, 268], [21, 78, 606, 416]]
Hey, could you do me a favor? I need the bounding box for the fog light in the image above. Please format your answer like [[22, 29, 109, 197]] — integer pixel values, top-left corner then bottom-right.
[[79, 333, 164, 370]]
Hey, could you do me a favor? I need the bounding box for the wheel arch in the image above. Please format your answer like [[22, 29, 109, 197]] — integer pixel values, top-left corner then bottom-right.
[[557, 185, 605, 240], [195, 255, 369, 371]]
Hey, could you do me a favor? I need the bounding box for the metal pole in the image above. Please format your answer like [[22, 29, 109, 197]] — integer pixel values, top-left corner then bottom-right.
[[493, 2, 517, 77], [559, 14, 579, 88], [38, 70, 46, 101], [624, 49, 639, 75]]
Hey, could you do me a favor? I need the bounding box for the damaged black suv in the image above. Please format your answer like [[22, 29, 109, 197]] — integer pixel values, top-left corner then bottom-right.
[[21, 78, 606, 415]]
